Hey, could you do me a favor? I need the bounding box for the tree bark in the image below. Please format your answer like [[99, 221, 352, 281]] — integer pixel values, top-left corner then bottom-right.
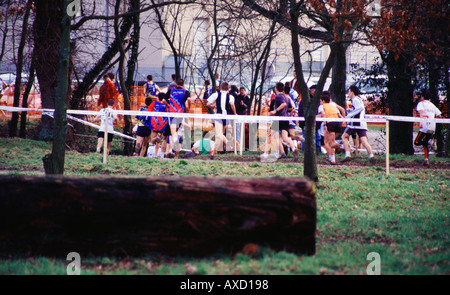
[[385, 52, 414, 155], [330, 43, 348, 109], [33, 0, 63, 141], [20, 52, 36, 138], [42, 0, 72, 175], [289, 1, 338, 182], [0, 175, 316, 257], [123, 0, 141, 156], [428, 59, 444, 156], [9, 0, 32, 138]]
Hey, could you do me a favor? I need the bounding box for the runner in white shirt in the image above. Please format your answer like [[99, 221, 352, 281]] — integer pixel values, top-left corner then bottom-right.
[[94, 99, 118, 155], [341, 85, 375, 165], [206, 81, 237, 159], [414, 90, 442, 166]]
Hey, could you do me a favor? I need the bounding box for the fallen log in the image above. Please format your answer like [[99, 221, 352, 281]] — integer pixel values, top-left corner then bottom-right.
[[0, 175, 316, 257]]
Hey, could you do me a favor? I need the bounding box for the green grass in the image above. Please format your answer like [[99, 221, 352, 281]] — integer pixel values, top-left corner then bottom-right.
[[0, 137, 449, 275]]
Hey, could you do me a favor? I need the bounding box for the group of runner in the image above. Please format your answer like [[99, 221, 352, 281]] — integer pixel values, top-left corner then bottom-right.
[[132, 74, 191, 159], [95, 72, 442, 166]]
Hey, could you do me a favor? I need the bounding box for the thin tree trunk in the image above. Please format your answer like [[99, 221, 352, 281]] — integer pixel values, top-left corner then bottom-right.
[[20, 52, 36, 138], [122, 0, 140, 156], [428, 59, 443, 156], [9, 0, 32, 137]]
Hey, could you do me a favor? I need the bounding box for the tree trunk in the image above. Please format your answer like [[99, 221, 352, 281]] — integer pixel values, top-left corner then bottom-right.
[[289, 3, 315, 181], [123, 0, 141, 156], [385, 52, 414, 155], [33, 1, 63, 141], [445, 66, 450, 157], [290, 2, 337, 182], [42, 0, 71, 175], [20, 52, 36, 138], [330, 43, 348, 109], [428, 60, 444, 156], [9, 0, 32, 138], [0, 175, 316, 257], [113, 0, 131, 156]]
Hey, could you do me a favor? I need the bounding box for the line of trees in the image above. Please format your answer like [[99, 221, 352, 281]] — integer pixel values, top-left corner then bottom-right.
[[0, 0, 448, 180]]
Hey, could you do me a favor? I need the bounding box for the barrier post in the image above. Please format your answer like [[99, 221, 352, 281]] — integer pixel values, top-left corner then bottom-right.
[[234, 120, 237, 155], [103, 110, 109, 164], [240, 121, 244, 156], [385, 119, 389, 175]]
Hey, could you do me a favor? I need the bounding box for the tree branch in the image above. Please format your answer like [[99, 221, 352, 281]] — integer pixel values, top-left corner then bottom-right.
[[71, 0, 196, 31]]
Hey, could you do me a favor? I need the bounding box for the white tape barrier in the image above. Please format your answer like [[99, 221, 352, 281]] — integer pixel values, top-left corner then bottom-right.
[[2, 106, 448, 124], [43, 111, 136, 141], [66, 114, 136, 141]]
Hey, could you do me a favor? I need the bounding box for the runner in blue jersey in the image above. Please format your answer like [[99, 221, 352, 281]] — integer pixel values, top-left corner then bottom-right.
[[148, 92, 169, 158], [145, 75, 162, 99], [167, 78, 191, 159], [134, 96, 152, 157]]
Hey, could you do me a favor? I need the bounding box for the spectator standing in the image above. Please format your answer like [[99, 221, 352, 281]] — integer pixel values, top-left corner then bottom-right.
[[98, 75, 110, 108], [289, 70, 301, 93], [201, 80, 213, 101], [235, 87, 250, 149], [106, 72, 120, 107], [235, 87, 250, 115]]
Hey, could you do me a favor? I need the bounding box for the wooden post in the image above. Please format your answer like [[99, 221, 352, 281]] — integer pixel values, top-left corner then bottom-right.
[[103, 110, 109, 164], [240, 121, 244, 156], [386, 120, 390, 175], [0, 175, 316, 257], [234, 121, 237, 155]]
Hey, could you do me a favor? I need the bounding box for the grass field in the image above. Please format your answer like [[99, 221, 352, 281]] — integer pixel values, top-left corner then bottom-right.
[[0, 137, 449, 275]]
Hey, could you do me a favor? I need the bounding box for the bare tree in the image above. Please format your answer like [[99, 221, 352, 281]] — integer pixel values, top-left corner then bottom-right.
[[243, 0, 372, 182], [42, 0, 72, 175], [9, 0, 33, 137]]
